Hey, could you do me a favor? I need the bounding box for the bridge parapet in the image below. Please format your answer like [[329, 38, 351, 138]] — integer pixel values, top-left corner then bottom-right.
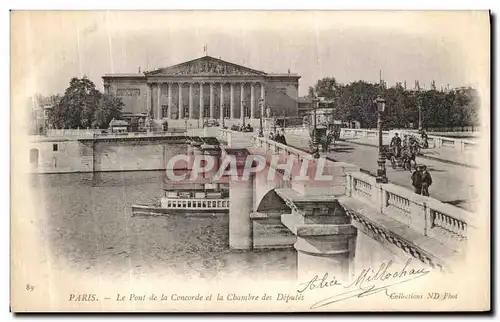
[[252, 135, 310, 160], [345, 171, 474, 254], [340, 128, 477, 152], [217, 128, 255, 148]]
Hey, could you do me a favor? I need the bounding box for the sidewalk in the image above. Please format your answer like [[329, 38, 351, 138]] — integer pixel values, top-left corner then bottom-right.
[[342, 137, 477, 168]]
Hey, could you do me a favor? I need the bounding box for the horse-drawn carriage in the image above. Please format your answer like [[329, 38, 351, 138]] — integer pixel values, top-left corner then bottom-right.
[[308, 124, 341, 153], [383, 144, 418, 171], [304, 112, 341, 153]]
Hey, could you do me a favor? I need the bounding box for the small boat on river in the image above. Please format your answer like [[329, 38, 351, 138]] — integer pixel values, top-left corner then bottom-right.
[[131, 184, 230, 216]]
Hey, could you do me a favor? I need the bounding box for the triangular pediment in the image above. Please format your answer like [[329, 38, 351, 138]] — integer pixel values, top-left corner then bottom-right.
[[146, 56, 267, 76]]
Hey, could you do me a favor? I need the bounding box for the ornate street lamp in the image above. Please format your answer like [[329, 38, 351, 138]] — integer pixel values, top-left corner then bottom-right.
[[258, 98, 264, 137], [374, 95, 388, 183], [417, 89, 423, 130], [312, 97, 320, 159]]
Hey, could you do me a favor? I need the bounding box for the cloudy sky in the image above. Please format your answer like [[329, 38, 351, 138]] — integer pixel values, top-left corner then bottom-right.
[[12, 11, 489, 98]]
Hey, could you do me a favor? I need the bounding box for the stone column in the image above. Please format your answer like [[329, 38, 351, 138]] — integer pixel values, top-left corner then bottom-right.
[[230, 82, 235, 119], [146, 83, 152, 115], [209, 83, 214, 119], [167, 82, 173, 119], [220, 83, 224, 122], [189, 83, 194, 119], [250, 82, 255, 119], [156, 83, 161, 120], [260, 83, 266, 114], [199, 82, 204, 121], [178, 83, 184, 119], [240, 82, 245, 123]]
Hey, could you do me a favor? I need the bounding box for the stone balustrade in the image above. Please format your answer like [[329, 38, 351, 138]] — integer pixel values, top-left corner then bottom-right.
[[160, 198, 230, 210], [45, 129, 102, 137], [345, 171, 474, 251], [217, 128, 255, 148], [252, 135, 310, 160], [339, 128, 476, 152], [267, 126, 477, 153], [92, 131, 179, 139]]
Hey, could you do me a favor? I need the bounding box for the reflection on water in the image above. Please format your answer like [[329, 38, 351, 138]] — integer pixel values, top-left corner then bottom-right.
[[30, 171, 296, 281]]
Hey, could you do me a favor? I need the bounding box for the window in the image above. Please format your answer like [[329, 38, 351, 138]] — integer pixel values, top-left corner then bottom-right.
[[162, 105, 168, 118], [116, 88, 140, 96], [53, 144, 58, 152]]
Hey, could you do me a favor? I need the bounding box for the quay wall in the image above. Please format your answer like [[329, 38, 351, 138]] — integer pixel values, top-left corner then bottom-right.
[[28, 136, 188, 174]]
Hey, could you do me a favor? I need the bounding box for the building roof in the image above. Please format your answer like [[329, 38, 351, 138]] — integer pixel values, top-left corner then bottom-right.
[[297, 96, 313, 103], [102, 73, 146, 79], [145, 56, 267, 76], [109, 119, 129, 126], [103, 56, 300, 79]]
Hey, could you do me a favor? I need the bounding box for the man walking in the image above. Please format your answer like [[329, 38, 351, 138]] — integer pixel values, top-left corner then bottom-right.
[[390, 133, 402, 158], [411, 165, 423, 194], [411, 164, 433, 196], [420, 165, 432, 196], [278, 129, 287, 145]]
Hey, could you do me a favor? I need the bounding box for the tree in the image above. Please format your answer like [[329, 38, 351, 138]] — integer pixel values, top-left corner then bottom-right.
[[308, 77, 480, 130], [48, 77, 123, 129], [307, 86, 315, 98], [92, 94, 124, 129]]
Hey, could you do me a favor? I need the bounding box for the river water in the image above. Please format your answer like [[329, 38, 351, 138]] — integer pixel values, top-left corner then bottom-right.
[[30, 171, 296, 281]]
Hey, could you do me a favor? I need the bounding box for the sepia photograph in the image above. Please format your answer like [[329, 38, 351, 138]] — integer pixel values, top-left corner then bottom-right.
[[10, 10, 491, 312]]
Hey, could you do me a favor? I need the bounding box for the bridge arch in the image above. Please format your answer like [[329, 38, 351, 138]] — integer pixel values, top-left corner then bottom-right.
[[253, 166, 290, 212], [256, 189, 291, 213]]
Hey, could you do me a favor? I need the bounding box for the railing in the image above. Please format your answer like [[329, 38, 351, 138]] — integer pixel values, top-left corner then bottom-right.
[[160, 198, 230, 210], [92, 131, 181, 139], [341, 128, 390, 139], [346, 171, 474, 250], [45, 129, 103, 137], [252, 135, 311, 161], [339, 128, 476, 152], [218, 128, 256, 148]]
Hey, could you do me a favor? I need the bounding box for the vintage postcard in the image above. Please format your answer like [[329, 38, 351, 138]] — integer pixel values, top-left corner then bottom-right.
[[10, 10, 490, 312]]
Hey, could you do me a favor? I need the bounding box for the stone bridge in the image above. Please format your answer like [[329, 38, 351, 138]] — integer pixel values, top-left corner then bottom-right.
[[220, 129, 475, 282]]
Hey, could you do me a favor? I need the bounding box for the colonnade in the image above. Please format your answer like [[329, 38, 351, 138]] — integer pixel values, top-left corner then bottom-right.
[[146, 81, 266, 122]]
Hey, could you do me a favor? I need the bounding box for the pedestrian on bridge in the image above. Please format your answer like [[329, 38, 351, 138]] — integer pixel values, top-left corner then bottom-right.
[[411, 164, 433, 196], [276, 129, 287, 145]]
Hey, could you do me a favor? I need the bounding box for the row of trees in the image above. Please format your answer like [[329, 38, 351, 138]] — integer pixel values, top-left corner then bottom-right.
[[48, 77, 123, 129], [308, 77, 480, 130]]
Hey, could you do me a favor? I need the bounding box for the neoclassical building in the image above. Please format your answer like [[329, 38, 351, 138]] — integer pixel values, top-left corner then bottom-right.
[[102, 56, 301, 126]]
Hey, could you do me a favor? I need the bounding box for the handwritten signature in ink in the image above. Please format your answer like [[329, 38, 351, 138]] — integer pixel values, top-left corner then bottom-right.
[[297, 258, 431, 309]]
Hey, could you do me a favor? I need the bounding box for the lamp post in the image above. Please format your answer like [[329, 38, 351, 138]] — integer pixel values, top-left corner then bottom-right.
[[258, 98, 264, 137], [417, 90, 422, 130], [312, 97, 320, 159], [374, 95, 388, 183]]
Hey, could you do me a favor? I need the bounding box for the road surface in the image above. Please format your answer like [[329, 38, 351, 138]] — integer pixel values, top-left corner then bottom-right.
[[284, 133, 478, 212]]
